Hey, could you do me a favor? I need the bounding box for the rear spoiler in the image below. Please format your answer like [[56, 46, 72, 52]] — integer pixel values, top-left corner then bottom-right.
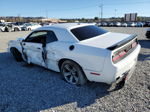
[[107, 34, 137, 50]]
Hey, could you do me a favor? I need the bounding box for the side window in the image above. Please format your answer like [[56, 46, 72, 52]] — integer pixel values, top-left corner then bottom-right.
[[46, 31, 58, 43], [25, 31, 47, 44]]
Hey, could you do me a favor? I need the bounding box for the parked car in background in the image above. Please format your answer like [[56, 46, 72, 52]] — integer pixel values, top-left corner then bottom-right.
[[21, 23, 41, 31], [108, 22, 114, 27], [146, 28, 150, 39], [8, 23, 141, 86], [127, 22, 136, 27], [143, 21, 150, 27], [0, 23, 5, 32], [136, 22, 144, 27], [2, 23, 14, 32], [96, 22, 102, 27], [40, 23, 54, 26], [113, 22, 121, 27], [122, 22, 128, 27], [101, 22, 108, 26], [12, 22, 25, 31], [0, 22, 25, 32]]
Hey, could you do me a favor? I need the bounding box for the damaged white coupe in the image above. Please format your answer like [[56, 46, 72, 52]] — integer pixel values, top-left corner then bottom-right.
[[8, 23, 141, 86]]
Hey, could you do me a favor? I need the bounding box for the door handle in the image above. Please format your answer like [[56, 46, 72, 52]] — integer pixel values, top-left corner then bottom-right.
[[23, 43, 26, 45]]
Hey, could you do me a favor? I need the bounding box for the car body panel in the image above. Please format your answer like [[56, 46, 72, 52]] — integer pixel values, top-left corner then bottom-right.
[[22, 42, 46, 66], [80, 32, 131, 49]]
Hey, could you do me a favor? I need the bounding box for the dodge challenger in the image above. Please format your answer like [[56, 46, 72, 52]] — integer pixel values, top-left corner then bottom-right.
[[8, 23, 141, 85]]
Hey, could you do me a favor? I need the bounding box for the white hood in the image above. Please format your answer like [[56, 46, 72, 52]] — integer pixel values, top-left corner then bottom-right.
[[80, 32, 132, 49]]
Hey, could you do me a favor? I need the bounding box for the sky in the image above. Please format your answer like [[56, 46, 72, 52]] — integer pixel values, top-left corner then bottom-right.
[[0, 0, 150, 18]]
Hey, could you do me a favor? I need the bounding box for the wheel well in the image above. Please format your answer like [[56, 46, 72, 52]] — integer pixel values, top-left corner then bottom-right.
[[58, 58, 85, 73], [28, 28, 31, 30], [58, 58, 88, 80], [10, 47, 19, 52], [14, 27, 19, 30]]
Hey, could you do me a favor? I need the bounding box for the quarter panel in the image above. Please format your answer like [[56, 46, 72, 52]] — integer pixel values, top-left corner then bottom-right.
[[46, 41, 107, 72]]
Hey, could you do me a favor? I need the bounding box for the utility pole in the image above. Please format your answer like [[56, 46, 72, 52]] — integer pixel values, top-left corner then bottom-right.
[[115, 9, 117, 18], [18, 14, 21, 22], [45, 10, 48, 19], [114, 9, 117, 21], [99, 0, 103, 23]]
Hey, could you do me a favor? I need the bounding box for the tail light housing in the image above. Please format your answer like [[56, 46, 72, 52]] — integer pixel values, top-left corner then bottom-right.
[[112, 51, 127, 62], [112, 40, 138, 63]]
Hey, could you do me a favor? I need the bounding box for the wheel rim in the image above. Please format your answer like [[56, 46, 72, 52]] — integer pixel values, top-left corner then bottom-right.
[[62, 64, 79, 84]]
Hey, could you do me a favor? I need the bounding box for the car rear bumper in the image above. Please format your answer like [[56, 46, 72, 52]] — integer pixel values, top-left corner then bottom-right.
[[83, 44, 141, 84], [113, 45, 140, 82]]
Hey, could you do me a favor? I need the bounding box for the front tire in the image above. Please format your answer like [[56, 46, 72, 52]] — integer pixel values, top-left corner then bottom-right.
[[61, 60, 87, 85], [10, 48, 23, 62]]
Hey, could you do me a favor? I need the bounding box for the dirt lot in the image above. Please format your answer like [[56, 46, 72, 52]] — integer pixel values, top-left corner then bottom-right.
[[0, 27, 149, 112]]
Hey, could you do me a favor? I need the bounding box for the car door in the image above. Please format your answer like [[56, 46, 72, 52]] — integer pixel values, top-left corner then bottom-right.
[[21, 31, 47, 67], [45, 31, 59, 71]]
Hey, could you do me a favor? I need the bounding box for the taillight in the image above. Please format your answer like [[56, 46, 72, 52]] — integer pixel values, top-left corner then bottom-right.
[[112, 51, 127, 63], [112, 40, 138, 63]]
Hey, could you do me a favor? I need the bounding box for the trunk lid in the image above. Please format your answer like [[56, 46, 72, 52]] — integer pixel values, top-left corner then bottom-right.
[[80, 32, 136, 49]]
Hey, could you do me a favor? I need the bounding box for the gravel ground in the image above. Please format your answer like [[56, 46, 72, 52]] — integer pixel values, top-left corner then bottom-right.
[[0, 27, 149, 112]]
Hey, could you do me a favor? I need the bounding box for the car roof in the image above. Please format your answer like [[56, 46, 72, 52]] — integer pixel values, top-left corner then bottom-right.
[[34, 23, 95, 43], [37, 23, 92, 31]]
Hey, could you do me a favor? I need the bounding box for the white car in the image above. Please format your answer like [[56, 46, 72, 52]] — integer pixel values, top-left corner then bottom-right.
[[21, 23, 41, 31], [114, 22, 121, 27], [0, 23, 5, 32], [12, 22, 26, 31], [122, 23, 128, 27], [8, 23, 141, 86]]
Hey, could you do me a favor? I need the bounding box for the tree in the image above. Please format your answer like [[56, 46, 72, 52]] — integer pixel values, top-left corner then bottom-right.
[[94, 17, 98, 20], [94, 17, 99, 22]]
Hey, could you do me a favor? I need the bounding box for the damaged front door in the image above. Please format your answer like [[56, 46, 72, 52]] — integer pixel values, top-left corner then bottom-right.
[[22, 31, 47, 67]]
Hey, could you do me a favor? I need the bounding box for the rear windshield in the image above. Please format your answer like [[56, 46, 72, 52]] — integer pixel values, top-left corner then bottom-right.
[[71, 25, 107, 41]]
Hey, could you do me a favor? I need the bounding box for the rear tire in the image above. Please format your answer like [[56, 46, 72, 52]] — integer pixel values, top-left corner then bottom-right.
[[61, 60, 87, 85], [10, 48, 23, 62]]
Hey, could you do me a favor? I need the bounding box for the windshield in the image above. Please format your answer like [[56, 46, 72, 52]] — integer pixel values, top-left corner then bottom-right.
[[71, 25, 107, 41]]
